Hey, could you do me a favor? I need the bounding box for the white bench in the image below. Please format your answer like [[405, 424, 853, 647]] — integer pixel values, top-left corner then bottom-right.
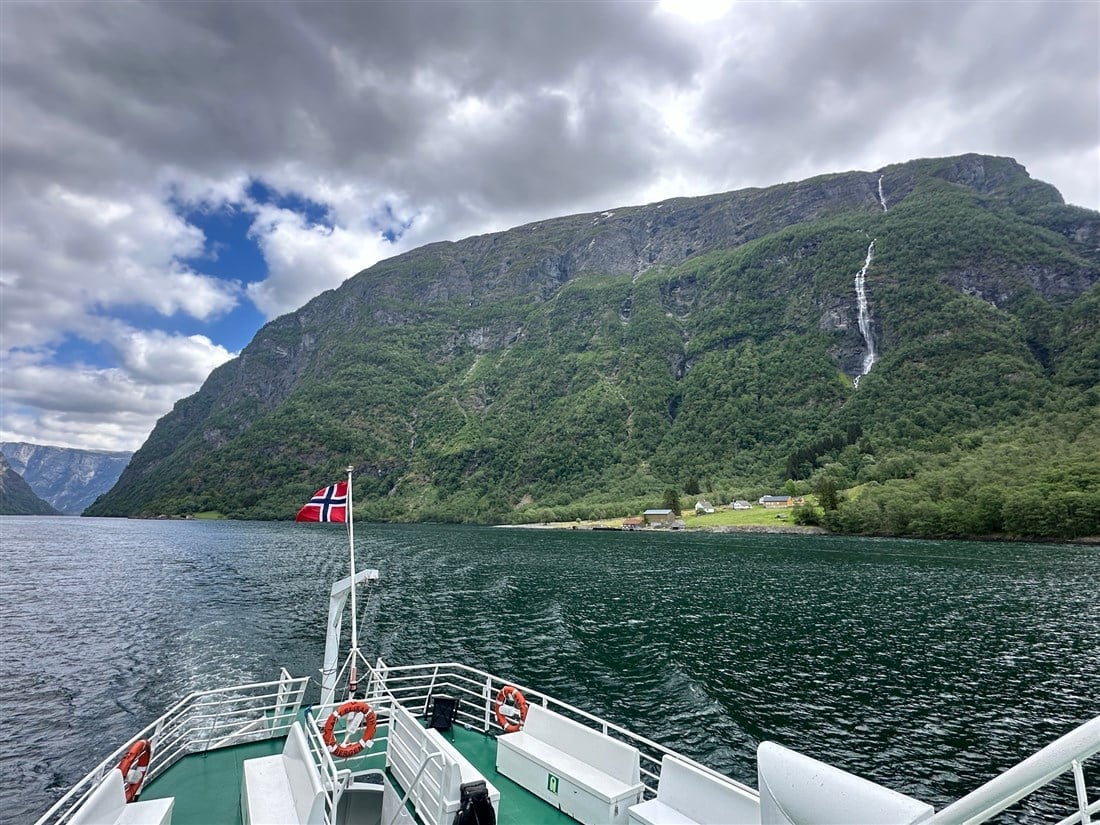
[[496, 704, 645, 825], [757, 742, 934, 825], [628, 755, 760, 825], [241, 722, 326, 825], [69, 768, 174, 825], [387, 703, 500, 825]]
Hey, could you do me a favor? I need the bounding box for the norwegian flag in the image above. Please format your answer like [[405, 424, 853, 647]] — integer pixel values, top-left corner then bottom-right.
[[295, 481, 348, 522]]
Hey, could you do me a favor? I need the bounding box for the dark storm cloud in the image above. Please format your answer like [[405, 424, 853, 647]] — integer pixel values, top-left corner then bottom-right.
[[3, 1, 697, 206]]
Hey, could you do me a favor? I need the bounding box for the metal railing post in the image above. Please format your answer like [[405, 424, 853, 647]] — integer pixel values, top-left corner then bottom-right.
[[1072, 759, 1091, 825], [483, 676, 493, 731]]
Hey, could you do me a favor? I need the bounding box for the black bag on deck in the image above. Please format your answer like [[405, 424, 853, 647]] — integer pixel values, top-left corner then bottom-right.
[[453, 780, 495, 825]]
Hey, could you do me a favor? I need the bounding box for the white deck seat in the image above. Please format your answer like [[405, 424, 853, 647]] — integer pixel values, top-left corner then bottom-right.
[[241, 722, 326, 825], [386, 704, 500, 825], [496, 704, 645, 825], [69, 768, 174, 825], [757, 742, 934, 825], [426, 727, 501, 810], [629, 755, 760, 825]]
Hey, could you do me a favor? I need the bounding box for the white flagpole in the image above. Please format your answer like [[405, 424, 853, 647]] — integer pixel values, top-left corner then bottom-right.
[[346, 464, 358, 695]]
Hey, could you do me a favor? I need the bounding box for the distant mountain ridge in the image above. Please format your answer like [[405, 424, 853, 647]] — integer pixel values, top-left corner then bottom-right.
[[1, 442, 132, 514], [0, 453, 60, 515], [87, 154, 1100, 538]]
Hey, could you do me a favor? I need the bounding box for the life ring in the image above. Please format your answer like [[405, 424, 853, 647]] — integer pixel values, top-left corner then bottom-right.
[[117, 739, 152, 802], [322, 700, 377, 758], [494, 685, 528, 733]]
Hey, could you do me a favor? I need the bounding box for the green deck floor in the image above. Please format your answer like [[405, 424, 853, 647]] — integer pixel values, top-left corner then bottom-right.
[[140, 738, 283, 825], [443, 724, 576, 825], [138, 721, 577, 825]]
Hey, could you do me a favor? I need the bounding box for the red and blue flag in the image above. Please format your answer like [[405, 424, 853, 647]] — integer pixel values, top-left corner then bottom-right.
[[295, 481, 348, 523]]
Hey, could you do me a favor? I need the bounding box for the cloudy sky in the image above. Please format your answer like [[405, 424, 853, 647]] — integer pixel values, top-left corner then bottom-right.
[[1, 0, 1097, 453]]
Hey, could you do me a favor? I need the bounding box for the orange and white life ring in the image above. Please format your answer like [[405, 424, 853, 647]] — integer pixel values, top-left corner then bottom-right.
[[117, 739, 152, 802], [322, 700, 377, 759], [494, 685, 528, 733]]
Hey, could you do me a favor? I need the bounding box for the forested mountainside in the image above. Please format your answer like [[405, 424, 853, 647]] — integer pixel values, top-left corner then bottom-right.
[[0, 453, 60, 515], [87, 154, 1100, 539], [0, 443, 132, 514]]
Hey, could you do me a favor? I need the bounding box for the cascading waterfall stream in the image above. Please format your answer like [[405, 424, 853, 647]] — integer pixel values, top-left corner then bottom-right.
[[853, 240, 877, 388], [877, 175, 888, 212]]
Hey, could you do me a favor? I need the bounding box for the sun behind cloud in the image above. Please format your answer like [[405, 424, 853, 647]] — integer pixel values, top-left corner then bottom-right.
[[657, 0, 735, 23]]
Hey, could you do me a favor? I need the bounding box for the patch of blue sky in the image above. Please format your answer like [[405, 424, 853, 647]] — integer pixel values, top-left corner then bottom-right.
[[168, 198, 270, 351], [48, 336, 117, 371], [180, 200, 267, 287], [246, 180, 332, 229], [373, 202, 415, 243]]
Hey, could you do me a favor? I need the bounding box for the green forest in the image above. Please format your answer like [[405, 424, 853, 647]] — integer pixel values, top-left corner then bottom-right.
[[86, 155, 1100, 540]]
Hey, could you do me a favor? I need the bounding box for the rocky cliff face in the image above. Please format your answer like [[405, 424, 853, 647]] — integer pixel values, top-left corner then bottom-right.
[[87, 153, 1100, 523], [0, 453, 60, 515], [1, 443, 132, 514], [167, 155, 1079, 431]]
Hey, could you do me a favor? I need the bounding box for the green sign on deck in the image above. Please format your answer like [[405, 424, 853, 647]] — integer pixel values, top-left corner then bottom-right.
[[547, 774, 559, 794]]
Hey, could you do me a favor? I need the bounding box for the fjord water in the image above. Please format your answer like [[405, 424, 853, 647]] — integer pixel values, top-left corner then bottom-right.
[[1, 518, 1097, 822]]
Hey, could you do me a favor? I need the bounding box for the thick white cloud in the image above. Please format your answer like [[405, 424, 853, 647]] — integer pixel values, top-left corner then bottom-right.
[[0, 330, 234, 451], [1, 185, 239, 351], [0, 0, 1096, 452], [244, 200, 398, 318], [113, 329, 235, 386]]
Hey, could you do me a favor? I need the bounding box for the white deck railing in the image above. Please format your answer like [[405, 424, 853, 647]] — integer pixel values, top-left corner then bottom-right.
[[301, 706, 357, 825], [35, 669, 309, 825], [929, 716, 1100, 825], [363, 660, 1099, 823], [362, 658, 752, 802], [35, 657, 1098, 825]]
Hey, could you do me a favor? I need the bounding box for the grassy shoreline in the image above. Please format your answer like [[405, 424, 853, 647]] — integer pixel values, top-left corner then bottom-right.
[[509, 506, 827, 534]]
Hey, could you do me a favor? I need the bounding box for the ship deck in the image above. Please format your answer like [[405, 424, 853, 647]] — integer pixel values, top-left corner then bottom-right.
[[139, 720, 576, 825]]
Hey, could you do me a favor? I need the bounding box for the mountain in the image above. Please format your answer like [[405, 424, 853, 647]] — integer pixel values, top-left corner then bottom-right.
[[1, 443, 132, 515], [0, 453, 60, 515], [86, 154, 1100, 539]]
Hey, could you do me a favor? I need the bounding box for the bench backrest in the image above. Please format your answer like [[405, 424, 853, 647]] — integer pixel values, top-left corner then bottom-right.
[[524, 705, 641, 786], [387, 704, 499, 825], [282, 722, 327, 825], [757, 742, 934, 825], [425, 728, 500, 809], [656, 755, 759, 823]]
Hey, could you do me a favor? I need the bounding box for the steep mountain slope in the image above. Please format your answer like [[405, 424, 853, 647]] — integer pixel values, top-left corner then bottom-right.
[[0, 453, 60, 515], [1, 443, 132, 514], [87, 154, 1100, 537]]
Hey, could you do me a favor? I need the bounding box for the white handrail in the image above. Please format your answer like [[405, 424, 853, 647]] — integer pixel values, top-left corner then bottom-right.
[[370, 659, 751, 798], [302, 708, 354, 824], [386, 752, 444, 825], [35, 673, 309, 825], [929, 717, 1100, 825], [370, 660, 1100, 821]]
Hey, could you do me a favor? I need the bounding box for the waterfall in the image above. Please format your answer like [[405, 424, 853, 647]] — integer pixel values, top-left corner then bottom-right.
[[877, 175, 888, 212], [853, 240, 877, 387]]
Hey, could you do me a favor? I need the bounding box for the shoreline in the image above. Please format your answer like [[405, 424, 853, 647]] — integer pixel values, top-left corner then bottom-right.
[[499, 522, 827, 535], [497, 522, 1100, 544]]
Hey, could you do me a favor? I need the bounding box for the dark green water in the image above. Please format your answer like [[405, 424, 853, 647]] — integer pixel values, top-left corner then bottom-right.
[[1, 518, 1097, 822]]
